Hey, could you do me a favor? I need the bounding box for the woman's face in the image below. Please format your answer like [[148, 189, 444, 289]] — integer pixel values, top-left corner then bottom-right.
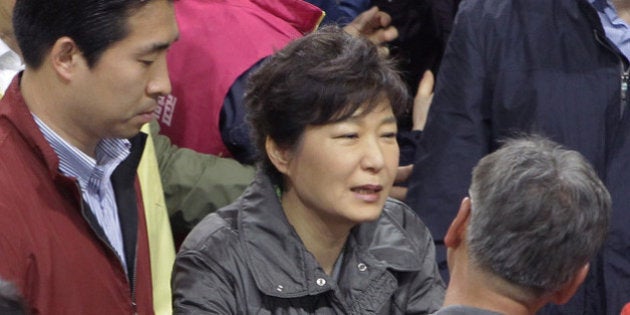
[[276, 100, 399, 230]]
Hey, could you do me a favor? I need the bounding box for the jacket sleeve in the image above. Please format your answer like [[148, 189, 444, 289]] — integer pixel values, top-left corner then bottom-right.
[[397, 204, 446, 314], [149, 121, 255, 235], [405, 0, 491, 246], [220, 63, 260, 165], [172, 250, 237, 314], [406, 227, 445, 314]]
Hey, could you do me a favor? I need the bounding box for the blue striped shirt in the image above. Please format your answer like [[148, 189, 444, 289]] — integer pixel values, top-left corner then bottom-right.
[[590, 0, 630, 60], [33, 114, 131, 272]]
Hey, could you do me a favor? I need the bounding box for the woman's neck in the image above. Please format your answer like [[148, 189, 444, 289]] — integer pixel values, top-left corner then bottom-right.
[[281, 191, 351, 275]]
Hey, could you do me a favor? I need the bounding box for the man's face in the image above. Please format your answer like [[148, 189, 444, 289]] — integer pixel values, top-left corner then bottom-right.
[[69, 0, 178, 144]]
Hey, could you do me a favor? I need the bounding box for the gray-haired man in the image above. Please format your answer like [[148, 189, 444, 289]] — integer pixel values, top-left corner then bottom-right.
[[435, 137, 611, 315]]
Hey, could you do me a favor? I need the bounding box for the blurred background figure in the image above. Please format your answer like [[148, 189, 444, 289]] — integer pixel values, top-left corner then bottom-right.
[[406, 1, 630, 313], [157, 0, 398, 164]]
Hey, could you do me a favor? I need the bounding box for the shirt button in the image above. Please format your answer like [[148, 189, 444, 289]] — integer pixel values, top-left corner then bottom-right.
[[276, 285, 284, 292], [357, 263, 367, 272], [316, 278, 326, 286]]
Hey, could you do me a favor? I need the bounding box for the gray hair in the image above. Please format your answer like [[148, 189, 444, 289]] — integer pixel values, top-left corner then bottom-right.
[[467, 136, 610, 295]]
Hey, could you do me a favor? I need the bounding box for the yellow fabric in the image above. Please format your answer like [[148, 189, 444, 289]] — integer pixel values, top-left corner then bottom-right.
[[139, 123, 175, 315]]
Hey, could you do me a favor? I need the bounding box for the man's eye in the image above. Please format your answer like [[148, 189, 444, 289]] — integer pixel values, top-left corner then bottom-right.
[[381, 132, 397, 138]]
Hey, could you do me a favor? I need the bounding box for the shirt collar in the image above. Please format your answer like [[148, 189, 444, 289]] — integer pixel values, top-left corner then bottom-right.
[[31, 114, 131, 190]]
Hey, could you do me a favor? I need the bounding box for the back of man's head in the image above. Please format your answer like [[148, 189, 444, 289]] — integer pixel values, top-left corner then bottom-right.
[[467, 136, 610, 297], [13, 0, 168, 69]]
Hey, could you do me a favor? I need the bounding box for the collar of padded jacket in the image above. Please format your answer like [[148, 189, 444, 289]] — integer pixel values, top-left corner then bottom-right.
[[175, 170, 445, 313], [239, 173, 426, 297]]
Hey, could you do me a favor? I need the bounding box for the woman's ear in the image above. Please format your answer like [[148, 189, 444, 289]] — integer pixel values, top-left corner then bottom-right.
[[265, 136, 292, 175]]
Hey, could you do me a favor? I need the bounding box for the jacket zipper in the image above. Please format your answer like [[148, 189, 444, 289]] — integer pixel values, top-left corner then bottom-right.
[[74, 182, 137, 313], [131, 241, 138, 314], [621, 70, 629, 117], [594, 29, 630, 118]]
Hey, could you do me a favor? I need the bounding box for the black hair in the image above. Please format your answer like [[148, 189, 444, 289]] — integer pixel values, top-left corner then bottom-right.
[[13, 0, 171, 69], [246, 26, 410, 184]]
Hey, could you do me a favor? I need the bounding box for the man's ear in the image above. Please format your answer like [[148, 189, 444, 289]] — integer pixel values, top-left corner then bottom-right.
[[444, 197, 472, 249], [49, 36, 83, 81], [550, 263, 589, 305], [265, 136, 292, 175]]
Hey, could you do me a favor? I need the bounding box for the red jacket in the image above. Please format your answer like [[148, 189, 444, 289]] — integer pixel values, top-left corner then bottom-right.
[[156, 0, 322, 156], [0, 77, 154, 314]]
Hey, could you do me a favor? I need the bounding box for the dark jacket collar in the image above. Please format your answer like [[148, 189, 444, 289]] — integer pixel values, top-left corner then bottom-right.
[[237, 172, 424, 297]]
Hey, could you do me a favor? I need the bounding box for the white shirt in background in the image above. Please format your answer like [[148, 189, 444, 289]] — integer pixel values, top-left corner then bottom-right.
[[0, 38, 22, 93]]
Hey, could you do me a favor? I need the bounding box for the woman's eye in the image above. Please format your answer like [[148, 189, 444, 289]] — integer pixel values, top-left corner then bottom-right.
[[139, 60, 154, 66], [336, 133, 359, 139], [381, 132, 397, 138]]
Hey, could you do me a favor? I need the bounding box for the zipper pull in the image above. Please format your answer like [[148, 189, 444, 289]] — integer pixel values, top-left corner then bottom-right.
[[622, 72, 629, 117]]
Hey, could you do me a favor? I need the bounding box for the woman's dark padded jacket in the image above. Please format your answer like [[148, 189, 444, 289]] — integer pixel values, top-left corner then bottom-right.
[[173, 172, 445, 314]]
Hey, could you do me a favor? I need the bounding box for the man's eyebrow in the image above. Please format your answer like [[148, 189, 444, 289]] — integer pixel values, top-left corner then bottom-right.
[[139, 35, 180, 54], [137, 43, 169, 55]]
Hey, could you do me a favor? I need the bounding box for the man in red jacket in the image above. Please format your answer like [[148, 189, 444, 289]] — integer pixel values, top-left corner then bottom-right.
[[0, 0, 178, 313]]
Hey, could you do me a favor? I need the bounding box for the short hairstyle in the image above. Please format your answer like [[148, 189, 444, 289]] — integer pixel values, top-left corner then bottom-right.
[[246, 26, 409, 183], [467, 136, 610, 295], [13, 0, 171, 69]]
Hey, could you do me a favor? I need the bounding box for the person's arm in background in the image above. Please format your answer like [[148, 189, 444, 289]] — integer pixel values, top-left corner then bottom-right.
[[343, 6, 398, 54], [398, 70, 433, 166], [391, 70, 434, 201], [219, 61, 264, 165], [404, 0, 492, 279], [337, 0, 371, 22], [150, 121, 255, 243]]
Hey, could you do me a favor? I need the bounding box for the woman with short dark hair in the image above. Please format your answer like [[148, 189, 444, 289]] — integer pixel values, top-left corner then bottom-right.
[[172, 26, 445, 314]]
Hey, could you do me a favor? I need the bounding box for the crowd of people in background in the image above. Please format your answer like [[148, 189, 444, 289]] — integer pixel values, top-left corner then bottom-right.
[[0, 0, 629, 314]]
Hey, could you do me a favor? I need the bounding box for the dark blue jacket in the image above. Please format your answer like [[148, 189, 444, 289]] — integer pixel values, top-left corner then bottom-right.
[[406, 0, 630, 314]]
